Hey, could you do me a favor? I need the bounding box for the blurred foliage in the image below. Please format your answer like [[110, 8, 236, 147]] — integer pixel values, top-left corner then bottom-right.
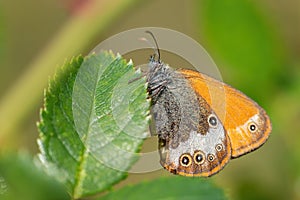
[[0, 153, 69, 200], [100, 176, 227, 200], [199, 0, 287, 103], [0, 0, 300, 200], [0, 7, 4, 59], [272, 74, 300, 173]]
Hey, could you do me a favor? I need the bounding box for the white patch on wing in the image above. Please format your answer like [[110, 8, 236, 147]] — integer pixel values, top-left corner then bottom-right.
[[168, 112, 226, 167], [238, 113, 259, 132]]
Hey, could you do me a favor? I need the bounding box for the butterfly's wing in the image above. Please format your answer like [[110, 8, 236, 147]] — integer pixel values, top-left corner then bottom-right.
[[152, 68, 231, 177], [179, 69, 272, 158]]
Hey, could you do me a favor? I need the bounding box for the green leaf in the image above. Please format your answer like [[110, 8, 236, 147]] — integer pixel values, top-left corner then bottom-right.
[[0, 153, 69, 200], [73, 52, 149, 173], [100, 176, 227, 200], [198, 0, 286, 102], [37, 52, 149, 199]]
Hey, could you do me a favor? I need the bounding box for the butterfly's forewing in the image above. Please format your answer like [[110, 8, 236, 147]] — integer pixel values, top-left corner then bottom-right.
[[179, 69, 272, 158]]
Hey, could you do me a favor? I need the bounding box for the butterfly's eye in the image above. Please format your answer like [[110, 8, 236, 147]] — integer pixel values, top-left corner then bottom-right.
[[180, 153, 192, 167], [215, 144, 223, 152], [207, 154, 215, 162], [159, 139, 166, 148], [193, 151, 205, 165], [248, 122, 257, 133], [208, 114, 218, 127]]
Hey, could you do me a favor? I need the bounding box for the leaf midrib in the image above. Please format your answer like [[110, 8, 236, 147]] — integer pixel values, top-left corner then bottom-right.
[[72, 59, 105, 198]]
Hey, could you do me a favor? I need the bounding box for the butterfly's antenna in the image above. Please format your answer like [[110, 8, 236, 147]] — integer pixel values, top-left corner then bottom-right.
[[145, 31, 161, 62]]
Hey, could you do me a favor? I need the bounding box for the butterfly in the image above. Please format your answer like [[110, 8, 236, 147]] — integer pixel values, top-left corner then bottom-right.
[[146, 31, 272, 177]]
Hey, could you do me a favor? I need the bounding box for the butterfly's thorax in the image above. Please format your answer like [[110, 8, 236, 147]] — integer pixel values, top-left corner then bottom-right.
[[147, 60, 203, 142], [147, 60, 231, 176]]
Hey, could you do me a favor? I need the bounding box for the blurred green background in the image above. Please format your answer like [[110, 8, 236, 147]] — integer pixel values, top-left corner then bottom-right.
[[0, 0, 300, 199]]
